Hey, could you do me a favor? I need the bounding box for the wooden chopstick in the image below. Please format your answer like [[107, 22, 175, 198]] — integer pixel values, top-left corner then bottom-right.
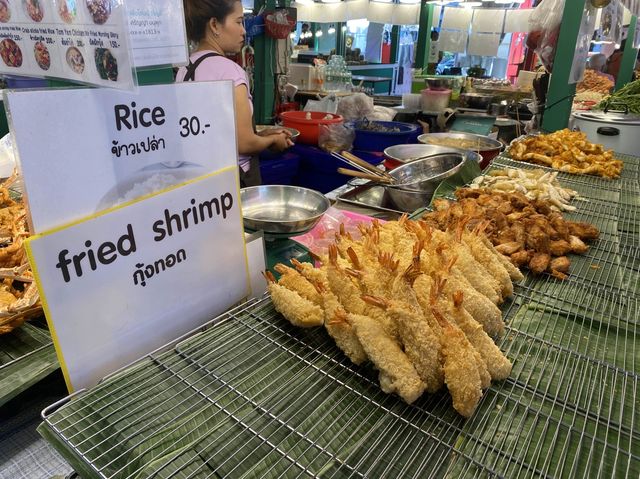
[[341, 151, 394, 181], [337, 167, 394, 183]]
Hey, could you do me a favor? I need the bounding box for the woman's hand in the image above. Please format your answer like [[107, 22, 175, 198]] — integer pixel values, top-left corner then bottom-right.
[[269, 131, 294, 152], [258, 127, 291, 138]]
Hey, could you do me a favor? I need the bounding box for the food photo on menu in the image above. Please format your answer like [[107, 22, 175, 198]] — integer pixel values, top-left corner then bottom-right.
[[94, 47, 117, 81], [0, 38, 22, 67], [0, 0, 11, 22], [66, 46, 84, 75], [33, 40, 50, 70], [86, 0, 110, 24], [23, 0, 44, 22], [58, 0, 76, 23]]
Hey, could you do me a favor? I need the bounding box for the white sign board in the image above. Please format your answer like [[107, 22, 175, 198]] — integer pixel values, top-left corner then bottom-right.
[[439, 30, 468, 54], [441, 7, 472, 31], [26, 168, 249, 391], [127, 0, 188, 67], [504, 9, 532, 33], [5, 81, 237, 233], [0, 0, 135, 89], [472, 9, 505, 34]]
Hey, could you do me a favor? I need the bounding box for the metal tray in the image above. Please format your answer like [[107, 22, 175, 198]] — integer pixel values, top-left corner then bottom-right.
[[335, 182, 404, 214]]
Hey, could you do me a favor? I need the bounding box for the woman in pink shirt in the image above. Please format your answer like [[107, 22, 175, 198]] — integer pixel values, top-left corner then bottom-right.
[[177, 0, 293, 186]]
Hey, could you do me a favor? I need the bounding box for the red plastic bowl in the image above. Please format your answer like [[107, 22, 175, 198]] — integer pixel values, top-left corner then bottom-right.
[[281, 111, 343, 145]]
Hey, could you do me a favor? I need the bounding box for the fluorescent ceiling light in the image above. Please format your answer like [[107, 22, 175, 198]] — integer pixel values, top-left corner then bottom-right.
[[328, 26, 336, 34], [399, 0, 421, 3], [320, 0, 341, 3], [295, 0, 313, 4], [315, 30, 323, 37], [463, 1, 483, 6], [371, 0, 393, 3]]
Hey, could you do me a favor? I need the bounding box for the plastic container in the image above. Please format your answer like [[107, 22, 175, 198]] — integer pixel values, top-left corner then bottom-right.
[[351, 121, 420, 152], [258, 151, 301, 185], [293, 144, 382, 193], [280, 111, 343, 145], [420, 88, 451, 112], [402, 93, 421, 110]]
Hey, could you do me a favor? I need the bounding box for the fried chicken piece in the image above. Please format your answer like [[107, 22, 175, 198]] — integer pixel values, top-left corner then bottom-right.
[[549, 239, 572, 256], [477, 233, 524, 282], [364, 295, 443, 393], [495, 241, 522, 256], [549, 256, 570, 273], [432, 307, 483, 418], [569, 235, 589, 254], [529, 252, 551, 274], [264, 272, 324, 328], [338, 310, 426, 404], [510, 250, 532, 267], [567, 221, 600, 241], [274, 263, 322, 306]]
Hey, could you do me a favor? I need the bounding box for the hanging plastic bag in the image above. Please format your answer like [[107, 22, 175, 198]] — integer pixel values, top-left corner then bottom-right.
[[527, 0, 565, 72], [336, 93, 375, 121], [303, 94, 339, 114], [318, 123, 355, 152]]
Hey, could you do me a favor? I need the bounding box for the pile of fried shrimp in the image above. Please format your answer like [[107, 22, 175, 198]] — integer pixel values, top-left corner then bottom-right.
[[264, 217, 521, 418]]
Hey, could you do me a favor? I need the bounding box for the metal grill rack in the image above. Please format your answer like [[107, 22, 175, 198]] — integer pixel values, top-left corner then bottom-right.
[[0, 321, 57, 406], [40, 155, 639, 478]]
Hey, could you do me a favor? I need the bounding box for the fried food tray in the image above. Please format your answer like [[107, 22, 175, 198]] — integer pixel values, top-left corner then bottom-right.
[[414, 153, 640, 298], [38, 154, 638, 478], [39, 285, 638, 479]]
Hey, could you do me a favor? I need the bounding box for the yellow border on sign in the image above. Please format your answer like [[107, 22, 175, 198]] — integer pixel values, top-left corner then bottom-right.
[[25, 166, 246, 393]]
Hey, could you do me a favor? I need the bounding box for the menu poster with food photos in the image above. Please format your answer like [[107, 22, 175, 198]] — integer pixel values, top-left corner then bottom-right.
[[0, 0, 135, 90]]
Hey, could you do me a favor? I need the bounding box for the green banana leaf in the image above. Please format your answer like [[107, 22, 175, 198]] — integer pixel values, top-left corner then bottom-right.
[[0, 322, 58, 407]]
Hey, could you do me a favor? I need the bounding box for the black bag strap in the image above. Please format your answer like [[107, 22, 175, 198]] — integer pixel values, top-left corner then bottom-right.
[[183, 52, 221, 81]]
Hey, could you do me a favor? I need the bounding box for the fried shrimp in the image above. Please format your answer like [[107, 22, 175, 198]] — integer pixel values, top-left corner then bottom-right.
[[326, 245, 368, 315], [263, 271, 324, 328], [449, 291, 512, 381], [460, 227, 513, 299], [316, 282, 367, 365], [274, 263, 322, 306], [363, 295, 443, 394], [431, 306, 483, 418], [335, 309, 426, 403], [290, 258, 328, 289]]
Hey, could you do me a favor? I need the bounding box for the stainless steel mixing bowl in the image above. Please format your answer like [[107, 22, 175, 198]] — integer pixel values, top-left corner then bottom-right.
[[386, 153, 465, 212], [241, 185, 330, 235]]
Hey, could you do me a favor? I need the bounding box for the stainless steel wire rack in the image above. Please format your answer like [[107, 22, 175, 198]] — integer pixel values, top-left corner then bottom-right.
[[39, 154, 639, 479]]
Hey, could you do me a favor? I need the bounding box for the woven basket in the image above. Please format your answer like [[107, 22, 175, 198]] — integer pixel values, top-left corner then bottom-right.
[[264, 13, 295, 40]]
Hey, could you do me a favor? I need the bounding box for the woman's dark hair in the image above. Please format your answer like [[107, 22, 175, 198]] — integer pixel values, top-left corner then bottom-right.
[[183, 0, 241, 42]]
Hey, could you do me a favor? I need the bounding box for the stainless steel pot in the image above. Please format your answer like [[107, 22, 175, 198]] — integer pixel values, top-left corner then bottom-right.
[[459, 93, 494, 111], [570, 110, 640, 156]]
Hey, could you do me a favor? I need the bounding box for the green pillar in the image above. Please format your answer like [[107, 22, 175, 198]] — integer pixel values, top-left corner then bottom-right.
[[390, 25, 400, 64], [415, 2, 434, 70], [541, 0, 586, 133], [253, 0, 277, 124], [615, 15, 638, 91], [336, 22, 346, 56]]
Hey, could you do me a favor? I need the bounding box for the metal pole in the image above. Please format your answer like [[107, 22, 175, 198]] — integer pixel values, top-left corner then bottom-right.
[[540, 0, 587, 132], [615, 15, 638, 91]]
